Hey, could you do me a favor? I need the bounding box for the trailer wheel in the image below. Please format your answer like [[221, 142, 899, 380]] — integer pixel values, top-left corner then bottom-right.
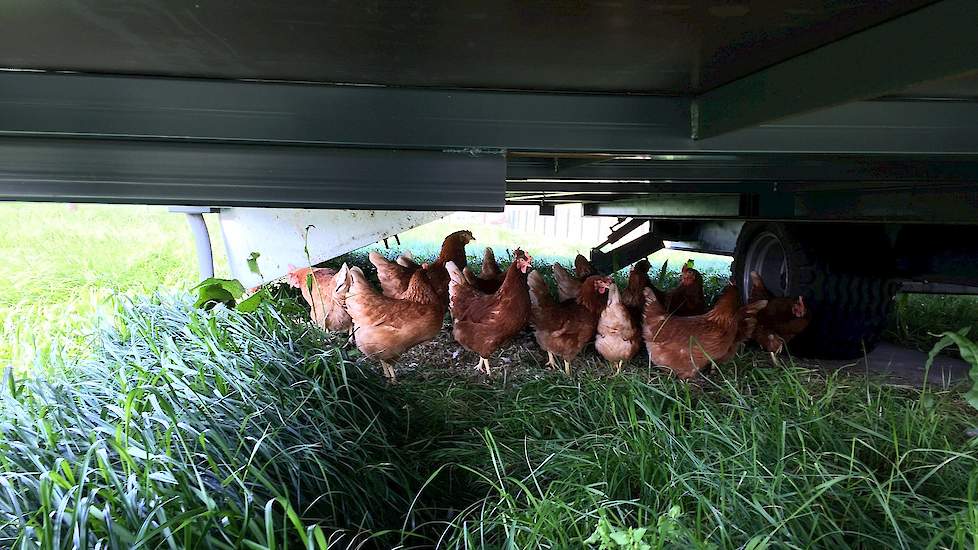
[[732, 222, 899, 359]]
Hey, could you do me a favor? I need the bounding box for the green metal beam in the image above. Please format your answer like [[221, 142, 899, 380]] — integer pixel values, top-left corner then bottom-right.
[[692, 0, 978, 139]]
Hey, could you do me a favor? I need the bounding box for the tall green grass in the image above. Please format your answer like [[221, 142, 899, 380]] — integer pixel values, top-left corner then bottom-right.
[[888, 293, 978, 353], [0, 294, 411, 548], [400, 368, 978, 548], [3, 293, 975, 548]]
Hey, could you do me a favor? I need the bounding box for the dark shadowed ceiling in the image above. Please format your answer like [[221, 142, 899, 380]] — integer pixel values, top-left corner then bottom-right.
[[0, 1, 938, 94]]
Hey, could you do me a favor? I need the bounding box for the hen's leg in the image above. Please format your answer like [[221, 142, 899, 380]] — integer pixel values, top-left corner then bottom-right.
[[545, 351, 557, 369], [563, 359, 573, 377], [381, 361, 397, 383], [479, 357, 491, 375], [615, 360, 623, 376]]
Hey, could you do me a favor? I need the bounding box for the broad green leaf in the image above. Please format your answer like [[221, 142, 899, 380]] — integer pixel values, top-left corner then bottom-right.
[[192, 278, 245, 298], [236, 291, 264, 313], [926, 328, 978, 411], [194, 285, 236, 311], [609, 531, 629, 546]]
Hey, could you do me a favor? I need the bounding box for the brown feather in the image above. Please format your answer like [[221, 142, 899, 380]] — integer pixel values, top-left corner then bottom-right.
[[368, 230, 473, 307], [748, 272, 811, 353], [529, 272, 610, 363], [344, 266, 444, 362], [574, 254, 597, 278], [643, 285, 766, 379], [596, 283, 640, 364], [621, 259, 652, 321], [552, 262, 582, 303], [447, 250, 532, 359], [286, 265, 352, 332], [462, 247, 506, 294]]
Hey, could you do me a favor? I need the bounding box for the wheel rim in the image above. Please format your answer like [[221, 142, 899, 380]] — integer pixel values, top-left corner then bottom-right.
[[742, 231, 789, 298]]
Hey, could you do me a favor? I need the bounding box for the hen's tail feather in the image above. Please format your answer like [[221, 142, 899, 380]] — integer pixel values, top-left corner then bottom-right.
[[368, 250, 391, 268], [347, 266, 377, 298], [333, 263, 351, 304], [642, 287, 667, 318], [574, 254, 597, 277], [396, 251, 419, 269], [527, 270, 553, 308], [552, 263, 581, 302], [482, 247, 497, 272], [445, 261, 471, 312]]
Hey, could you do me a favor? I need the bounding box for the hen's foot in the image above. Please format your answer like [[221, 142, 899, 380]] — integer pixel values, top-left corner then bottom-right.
[[475, 357, 491, 375]]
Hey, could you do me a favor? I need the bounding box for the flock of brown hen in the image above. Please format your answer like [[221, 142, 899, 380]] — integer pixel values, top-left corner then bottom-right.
[[286, 230, 811, 382]]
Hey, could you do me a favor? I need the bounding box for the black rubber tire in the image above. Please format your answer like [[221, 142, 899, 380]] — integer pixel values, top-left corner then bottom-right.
[[732, 222, 900, 359]]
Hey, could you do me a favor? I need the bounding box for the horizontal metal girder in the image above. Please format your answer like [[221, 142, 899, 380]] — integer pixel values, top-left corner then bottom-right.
[[0, 138, 505, 211], [582, 186, 978, 223], [583, 195, 742, 218], [2, 72, 978, 155], [0, 72, 688, 153], [507, 154, 978, 183], [693, 0, 978, 139]]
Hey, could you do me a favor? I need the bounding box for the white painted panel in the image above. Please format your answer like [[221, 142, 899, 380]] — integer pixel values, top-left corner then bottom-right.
[[219, 208, 447, 287]]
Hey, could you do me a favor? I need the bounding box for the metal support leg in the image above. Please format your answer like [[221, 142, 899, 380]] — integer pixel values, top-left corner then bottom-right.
[[183, 212, 214, 280], [169, 206, 220, 280]]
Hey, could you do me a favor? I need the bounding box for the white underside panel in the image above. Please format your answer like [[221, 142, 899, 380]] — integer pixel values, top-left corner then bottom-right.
[[219, 208, 447, 287]]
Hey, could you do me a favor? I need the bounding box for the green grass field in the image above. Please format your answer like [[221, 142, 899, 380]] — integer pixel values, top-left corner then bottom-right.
[[1, 202, 978, 548], [1, 292, 975, 548]]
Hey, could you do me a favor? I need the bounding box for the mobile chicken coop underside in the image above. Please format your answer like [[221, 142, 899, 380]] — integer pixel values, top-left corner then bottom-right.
[[1, 0, 978, 223]]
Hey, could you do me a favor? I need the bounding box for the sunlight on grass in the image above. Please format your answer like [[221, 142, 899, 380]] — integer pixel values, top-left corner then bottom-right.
[[0, 203, 228, 370]]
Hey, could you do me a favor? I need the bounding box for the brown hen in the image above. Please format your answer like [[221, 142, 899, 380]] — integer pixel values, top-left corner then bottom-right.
[[621, 259, 652, 322], [447, 249, 533, 374], [649, 262, 708, 316], [462, 246, 506, 294], [595, 279, 640, 374], [286, 265, 352, 333], [749, 272, 811, 354], [368, 229, 474, 306], [552, 254, 599, 302], [643, 285, 767, 380], [341, 265, 445, 382], [528, 271, 611, 376]]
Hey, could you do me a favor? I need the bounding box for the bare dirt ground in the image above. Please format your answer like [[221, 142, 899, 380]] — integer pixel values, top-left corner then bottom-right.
[[342, 318, 971, 389], [796, 342, 970, 389]]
